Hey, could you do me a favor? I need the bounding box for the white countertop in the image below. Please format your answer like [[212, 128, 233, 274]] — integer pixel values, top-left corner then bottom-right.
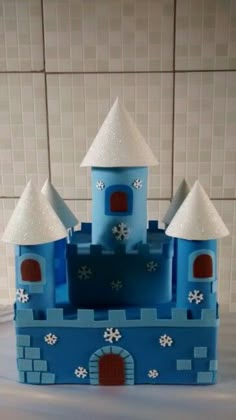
[[0, 311, 235, 420]]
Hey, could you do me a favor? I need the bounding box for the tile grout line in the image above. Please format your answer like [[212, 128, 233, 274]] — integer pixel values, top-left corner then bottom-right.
[[0, 196, 235, 201], [41, 0, 51, 181], [1, 69, 236, 75], [170, 0, 177, 198]]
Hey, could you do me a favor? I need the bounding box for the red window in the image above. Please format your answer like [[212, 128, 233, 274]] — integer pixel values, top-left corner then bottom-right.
[[21, 259, 41, 282], [193, 254, 213, 278], [99, 354, 125, 385], [110, 191, 128, 212]]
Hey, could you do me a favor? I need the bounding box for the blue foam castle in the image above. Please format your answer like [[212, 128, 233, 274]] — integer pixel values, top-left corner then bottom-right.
[[2, 98, 229, 386]]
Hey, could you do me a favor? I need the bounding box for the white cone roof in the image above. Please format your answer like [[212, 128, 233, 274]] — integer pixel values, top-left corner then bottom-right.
[[162, 179, 191, 225], [166, 181, 229, 240], [2, 181, 67, 245], [41, 179, 78, 229], [80, 97, 158, 167]]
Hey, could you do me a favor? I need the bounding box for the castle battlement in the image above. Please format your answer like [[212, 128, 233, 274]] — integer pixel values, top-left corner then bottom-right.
[[15, 307, 218, 328]]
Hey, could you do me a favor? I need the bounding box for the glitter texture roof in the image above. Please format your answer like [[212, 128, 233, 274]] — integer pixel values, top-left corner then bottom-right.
[[2, 181, 67, 245], [80, 97, 158, 167], [166, 181, 229, 240], [41, 179, 78, 229], [162, 179, 191, 225]]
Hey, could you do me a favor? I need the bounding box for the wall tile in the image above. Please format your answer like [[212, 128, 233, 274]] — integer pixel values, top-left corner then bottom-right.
[[0, 0, 44, 71], [174, 72, 236, 198], [213, 200, 236, 311], [0, 199, 17, 304], [176, 0, 236, 70], [43, 0, 174, 72], [47, 73, 173, 199], [0, 74, 49, 196]]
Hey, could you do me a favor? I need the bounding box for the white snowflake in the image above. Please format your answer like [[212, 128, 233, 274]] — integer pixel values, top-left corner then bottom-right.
[[132, 178, 143, 189], [74, 366, 88, 379], [159, 334, 173, 347], [44, 333, 58, 346], [96, 180, 105, 191], [188, 290, 204, 305], [146, 261, 158, 272], [16, 288, 29, 303], [111, 280, 123, 291], [112, 222, 130, 241], [148, 369, 159, 379], [103, 327, 122, 344], [78, 265, 92, 280]]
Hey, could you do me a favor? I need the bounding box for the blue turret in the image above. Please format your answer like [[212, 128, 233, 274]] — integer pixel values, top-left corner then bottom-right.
[[80, 98, 158, 251], [166, 181, 229, 318], [41, 179, 78, 285], [2, 181, 67, 315]]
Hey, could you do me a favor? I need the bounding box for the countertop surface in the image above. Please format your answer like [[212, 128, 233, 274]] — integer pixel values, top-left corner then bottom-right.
[[0, 311, 235, 420]]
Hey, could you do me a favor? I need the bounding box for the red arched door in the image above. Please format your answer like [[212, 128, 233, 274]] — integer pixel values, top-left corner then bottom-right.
[[21, 259, 41, 282], [99, 354, 125, 385], [110, 191, 128, 212], [193, 254, 213, 278]]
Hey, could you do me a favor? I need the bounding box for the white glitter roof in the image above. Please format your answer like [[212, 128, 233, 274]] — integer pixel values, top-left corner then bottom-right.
[[80, 97, 158, 167], [162, 179, 191, 225], [166, 181, 229, 240], [2, 181, 67, 245], [41, 179, 78, 229]]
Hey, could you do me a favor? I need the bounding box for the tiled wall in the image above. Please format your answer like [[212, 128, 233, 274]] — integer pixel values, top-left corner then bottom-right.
[[0, 0, 235, 311]]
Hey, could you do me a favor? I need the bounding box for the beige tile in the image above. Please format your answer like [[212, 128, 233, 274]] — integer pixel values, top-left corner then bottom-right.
[[0, 74, 49, 196], [174, 72, 236, 198], [213, 200, 236, 311], [0, 0, 43, 71], [0, 199, 17, 304], [47, 73, 173, 199], [44, 0, 174, 72], [176, 0, 236, 70]]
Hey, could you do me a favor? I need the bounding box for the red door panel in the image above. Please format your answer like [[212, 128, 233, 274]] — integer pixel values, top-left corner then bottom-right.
[[99, 354, 125, 385]]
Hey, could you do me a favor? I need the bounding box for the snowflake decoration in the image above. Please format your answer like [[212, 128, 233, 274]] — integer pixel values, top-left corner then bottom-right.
[[96, 180, 105, 191], [78, 265, 92, 280], [146, 261, 158, 272], [16, 288, 29, 303], [112, 223, 130, 241], [188, 290, 204, 305], [148, 369, 159, 379], [103, 327, 122, 344], [159, 334, 173, 347], [132, 178, 143, 189], [74, 366, 88, 379], [111, 280, 123, 291], [44, 333, 58, 346]]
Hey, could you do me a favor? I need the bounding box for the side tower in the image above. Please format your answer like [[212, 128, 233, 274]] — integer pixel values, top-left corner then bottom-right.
[[166, 181, 229, 318], [80, 98, 158, 251], [2, 181, 67, 315], [41, 179, 78, 285]]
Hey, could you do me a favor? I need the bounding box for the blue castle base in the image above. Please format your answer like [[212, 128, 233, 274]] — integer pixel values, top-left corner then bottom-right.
[[15, 307, 218, 385]]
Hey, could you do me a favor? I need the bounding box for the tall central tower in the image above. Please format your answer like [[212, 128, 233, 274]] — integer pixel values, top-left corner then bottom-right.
[[80, 98, 158, 251]]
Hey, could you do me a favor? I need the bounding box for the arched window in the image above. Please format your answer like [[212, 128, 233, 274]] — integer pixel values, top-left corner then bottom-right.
[[105, 185, 133, 215], [21, 259, 42, 282], [193, 254, 213, 278], [110, 191, 128, 212]]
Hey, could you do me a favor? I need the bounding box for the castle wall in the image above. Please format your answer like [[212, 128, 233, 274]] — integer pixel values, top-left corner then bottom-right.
[[15, 320, 218, 385]]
